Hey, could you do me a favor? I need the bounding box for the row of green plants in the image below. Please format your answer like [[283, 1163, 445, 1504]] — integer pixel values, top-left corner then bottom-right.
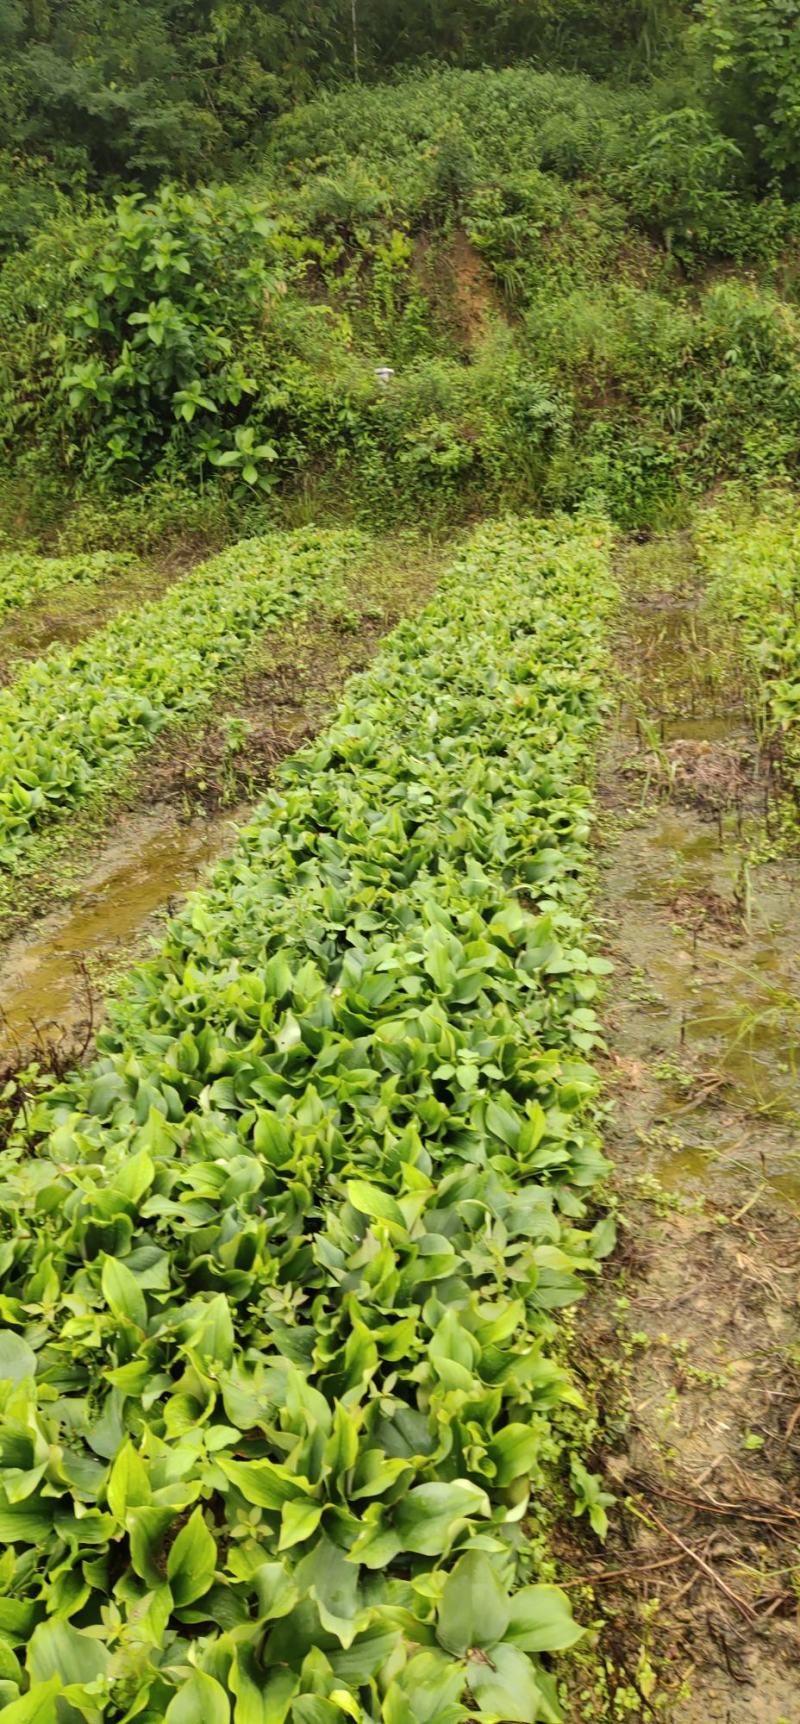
[[0, 527, 365, 869], [698, 489, 800, 800], [0, 549, 136, 626], [0, 514, 617, 1723]]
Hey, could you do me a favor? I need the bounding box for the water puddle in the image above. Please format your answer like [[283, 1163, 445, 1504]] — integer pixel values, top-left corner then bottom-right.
[[0, 805, 241, 1056]]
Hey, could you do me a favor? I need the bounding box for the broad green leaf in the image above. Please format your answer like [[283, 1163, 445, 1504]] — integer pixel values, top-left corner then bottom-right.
[[167, 1506, 217, 1605], [467, 1644, 545, 1722], [128, 1505, 177, 1586], [231, 1646, 297, 1724], [107, 1440, 151, 1522], [218, 1456, 313, 1509], [192, 1295, 235, 1370], [0, 1331, 36, 1384], [489, 1425, 543, 1488], [164, 1669, 230, 1724], [101, 1255, 147, 1329], [345, 1181, 405, 1229], [279, 1498, 325, 1551], [485, 1099, 521, 1149], [27, 1621, 110, 1686], [329, 1625, 403, 1686], [292, 1702, 338, 1724], [388, 1648, 468, 1724], [253, 1562, 300, 1620], [0, 1677, 61, 1724], [295, 1533, 364, 1647], [393, 1481, 490, 1556], [505, 1585, 584, 1653], [436, 1550, 510, 1655], [589, 1216, 617, 1260]]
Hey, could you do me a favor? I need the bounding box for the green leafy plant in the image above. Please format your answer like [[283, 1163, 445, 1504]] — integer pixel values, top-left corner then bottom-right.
[[210, 423, 280, 490], [570, 1457, 615, 1541], [57, 184, 284, 482], [0, 514, 617, 1721]]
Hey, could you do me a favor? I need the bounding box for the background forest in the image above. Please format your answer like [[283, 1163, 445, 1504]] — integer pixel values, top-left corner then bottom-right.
[[3, 1, 800, 543]]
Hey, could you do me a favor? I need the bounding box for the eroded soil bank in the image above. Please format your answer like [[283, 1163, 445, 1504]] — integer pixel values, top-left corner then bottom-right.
[[579, 539, 800, 1720], [0, 538, 439, 1061]]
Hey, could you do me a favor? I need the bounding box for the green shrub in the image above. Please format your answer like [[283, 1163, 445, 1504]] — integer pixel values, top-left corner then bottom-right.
[[57, 184, 287, 485], [697, 0, 800, 193]]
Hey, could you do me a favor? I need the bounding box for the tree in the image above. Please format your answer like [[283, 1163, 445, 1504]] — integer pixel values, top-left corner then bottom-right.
[[697, 0, 800, 191]]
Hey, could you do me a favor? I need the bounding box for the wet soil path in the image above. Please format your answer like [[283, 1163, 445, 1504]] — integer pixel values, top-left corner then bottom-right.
[[582, 538, 800, 1720]]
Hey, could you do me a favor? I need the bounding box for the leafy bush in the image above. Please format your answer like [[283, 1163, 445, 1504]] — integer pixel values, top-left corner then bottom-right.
[[697, 0, 800, 192], [57, 184, 286, 484], [0, 514, 616, 1721], [609, 106, 745, 258]]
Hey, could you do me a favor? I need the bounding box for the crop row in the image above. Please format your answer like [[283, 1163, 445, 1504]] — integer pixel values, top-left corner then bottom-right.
[[0, 548, 136, 626], [0, 515, 616, 1724], [698, 494, 800, 798], [0, 527, 366, 868]]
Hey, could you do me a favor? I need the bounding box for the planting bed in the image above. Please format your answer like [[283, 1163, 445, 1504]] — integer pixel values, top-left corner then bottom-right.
[[0, 515, 617, 1722], [0, 549, 137, 626]]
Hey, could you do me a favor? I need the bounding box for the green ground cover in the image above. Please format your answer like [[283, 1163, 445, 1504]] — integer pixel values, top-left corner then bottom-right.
[[0, 550, 136, 626], [0, 527, 364, 868], [0, 513, 617, 1723]]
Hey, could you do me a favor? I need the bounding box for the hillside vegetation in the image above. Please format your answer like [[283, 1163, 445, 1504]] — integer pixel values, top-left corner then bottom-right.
[[4, 31, 800, 546]]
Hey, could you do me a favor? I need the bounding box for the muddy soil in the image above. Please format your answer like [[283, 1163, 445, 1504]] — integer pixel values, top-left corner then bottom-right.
[[578, 540, 800, 1719], [0, 804, 243, 1058], [0, 540, 438, 1058]]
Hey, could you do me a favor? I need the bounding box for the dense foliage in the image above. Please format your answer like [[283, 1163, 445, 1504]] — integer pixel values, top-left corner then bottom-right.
[[4, 55, 800, 538], [0, 0, 683, 198], [0, 515, 616, 1722], [0, 528, 363, 868], [695, 0, 800, 192]]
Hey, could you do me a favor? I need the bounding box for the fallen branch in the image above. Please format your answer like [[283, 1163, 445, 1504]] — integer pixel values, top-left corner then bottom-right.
[[635, 1473, 800, 1526], [629, 1495, 757, 1623], [560, 1551, 686, 1588]]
